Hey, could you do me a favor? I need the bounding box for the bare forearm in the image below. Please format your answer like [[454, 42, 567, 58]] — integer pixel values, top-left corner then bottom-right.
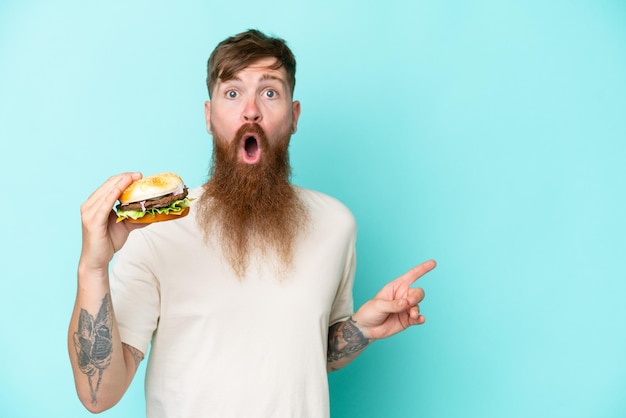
[[68, 267, 141, 412], [327, 317, 371, 372]]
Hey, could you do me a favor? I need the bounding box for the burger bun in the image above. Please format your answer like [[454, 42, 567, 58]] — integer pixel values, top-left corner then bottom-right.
[[120, 172, 184, 204]]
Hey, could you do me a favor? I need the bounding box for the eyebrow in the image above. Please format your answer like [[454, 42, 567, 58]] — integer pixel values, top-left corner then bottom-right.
[[259, 73, 283, 83], [226, 73, 285, 84]]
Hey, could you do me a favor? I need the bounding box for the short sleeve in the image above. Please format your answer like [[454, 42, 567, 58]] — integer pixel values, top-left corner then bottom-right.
[[110, 229, 160, 355], [328, 221, 357, 326]]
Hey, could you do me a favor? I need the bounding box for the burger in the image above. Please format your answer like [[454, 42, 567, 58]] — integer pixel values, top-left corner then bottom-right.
[[115, 172, 192, 223]]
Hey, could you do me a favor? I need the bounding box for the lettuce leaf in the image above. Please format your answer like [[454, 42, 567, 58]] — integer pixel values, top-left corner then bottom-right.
[[115, 197, 192, 222]]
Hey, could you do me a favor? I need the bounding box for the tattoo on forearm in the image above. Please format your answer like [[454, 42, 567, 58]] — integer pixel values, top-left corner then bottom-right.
[[73, 294, 113, 405], [123, 343, 144, 369], [327, 317, 370, 363]]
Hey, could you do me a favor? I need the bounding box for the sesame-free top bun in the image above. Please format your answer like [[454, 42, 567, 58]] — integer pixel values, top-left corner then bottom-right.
[[119, 172, 184, 204]]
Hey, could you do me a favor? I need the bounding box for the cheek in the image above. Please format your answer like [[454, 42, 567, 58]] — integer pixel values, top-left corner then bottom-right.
[[210, 114, 238, 138], [266, 112, 294, 135]]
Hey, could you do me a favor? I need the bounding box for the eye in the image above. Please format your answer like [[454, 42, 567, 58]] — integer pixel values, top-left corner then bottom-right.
[[226, 89, 238, 99], [264, 89, 278, 99]]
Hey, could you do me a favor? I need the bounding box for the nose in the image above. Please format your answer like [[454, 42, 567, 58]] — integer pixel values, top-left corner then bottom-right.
[[242, 97, 261, 123]]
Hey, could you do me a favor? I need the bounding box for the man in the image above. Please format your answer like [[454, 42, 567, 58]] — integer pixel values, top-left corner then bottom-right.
[[68, 29, 436, 417]]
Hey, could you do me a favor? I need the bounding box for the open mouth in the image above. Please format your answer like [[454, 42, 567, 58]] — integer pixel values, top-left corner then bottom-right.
[[241, 135, 261, 164]]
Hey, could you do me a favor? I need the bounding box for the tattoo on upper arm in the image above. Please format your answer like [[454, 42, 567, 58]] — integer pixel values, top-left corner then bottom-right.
[[327, 317, 370, 363], [73, 294, 113, 405], [123, 343, 144, 370]]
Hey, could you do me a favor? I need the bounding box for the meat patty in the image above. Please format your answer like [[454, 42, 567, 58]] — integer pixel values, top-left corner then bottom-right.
[[116, 188, 188, 212]]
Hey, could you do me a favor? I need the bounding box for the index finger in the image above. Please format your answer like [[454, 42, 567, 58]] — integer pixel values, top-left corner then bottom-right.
[[85, 172, 142, 206], [396, 259, 437, 287]]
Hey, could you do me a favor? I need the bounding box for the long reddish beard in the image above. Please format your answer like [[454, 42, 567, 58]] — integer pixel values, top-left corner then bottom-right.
[[197, 123, 308, 277]]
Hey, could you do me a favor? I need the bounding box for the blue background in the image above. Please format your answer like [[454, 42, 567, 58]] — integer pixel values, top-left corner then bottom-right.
[[1, 1, 625, 417]]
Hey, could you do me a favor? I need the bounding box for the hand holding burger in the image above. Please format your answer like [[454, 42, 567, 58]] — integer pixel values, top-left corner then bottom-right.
[[115, 172, 192, 224]]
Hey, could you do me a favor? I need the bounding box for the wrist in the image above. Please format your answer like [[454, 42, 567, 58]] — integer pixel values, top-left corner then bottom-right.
[[349, 313, 374, 341], [77, 261, 110, 284], [327, 316, 371, 365]]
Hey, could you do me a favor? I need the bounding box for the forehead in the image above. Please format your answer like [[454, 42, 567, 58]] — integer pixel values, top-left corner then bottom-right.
[[242, 57, 281, 71], [219, 57, 288, 85]]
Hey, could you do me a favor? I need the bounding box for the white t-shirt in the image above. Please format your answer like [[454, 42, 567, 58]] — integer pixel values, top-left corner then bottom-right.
[[110, 186, 357, 418]]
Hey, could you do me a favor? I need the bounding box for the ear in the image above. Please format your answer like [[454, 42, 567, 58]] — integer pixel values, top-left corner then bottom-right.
[[291, 100, 301, 134], [204, 101, 212, 134]]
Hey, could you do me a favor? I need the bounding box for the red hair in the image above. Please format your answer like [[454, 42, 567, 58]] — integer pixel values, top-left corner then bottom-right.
[[206, 29, 297, 98]]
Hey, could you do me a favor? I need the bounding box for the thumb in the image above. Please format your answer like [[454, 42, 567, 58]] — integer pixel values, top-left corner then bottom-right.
[[371, 298, 409, 315]]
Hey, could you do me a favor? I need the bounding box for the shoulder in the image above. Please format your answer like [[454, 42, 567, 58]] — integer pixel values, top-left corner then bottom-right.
[[296, 187, 352, 213], [296, 187, 356, 230], [188, 185, 205, 200]]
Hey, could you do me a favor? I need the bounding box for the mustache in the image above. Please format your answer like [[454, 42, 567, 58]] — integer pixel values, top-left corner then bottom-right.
[[234, 123, 267, 142]]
